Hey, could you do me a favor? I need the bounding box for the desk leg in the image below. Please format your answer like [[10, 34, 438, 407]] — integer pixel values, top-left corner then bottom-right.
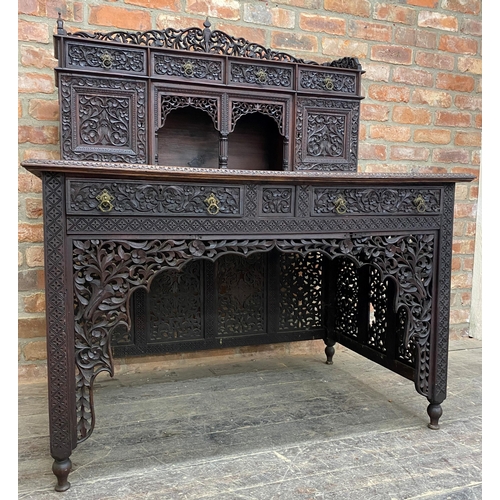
[[427, 402, 443, 430], [52, 459, 72, 492]]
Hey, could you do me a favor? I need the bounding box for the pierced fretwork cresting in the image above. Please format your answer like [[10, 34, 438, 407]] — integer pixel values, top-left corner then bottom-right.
[[72, 234, 435, 442]]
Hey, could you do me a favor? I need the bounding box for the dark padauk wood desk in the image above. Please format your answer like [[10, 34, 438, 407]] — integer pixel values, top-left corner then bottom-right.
[[22, 17, 474, 492]]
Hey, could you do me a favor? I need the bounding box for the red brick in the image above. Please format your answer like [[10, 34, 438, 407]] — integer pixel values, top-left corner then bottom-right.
[[186, 0, 240, 20], [438, 35, 478, 55], [418, 11, 458, 31], [156, 15, 203, 31], [393, 107, 432, 125], [20, 45, 57, 70], [454, 132, 481, 147], [324, 0, 371, 17], [436, 73, 475, 92], [406, 0, 438, 6], [28, 99, 59, 121], [442, 0, 480, 15], [46, 0, 83, 22], [371, 45, 412, 65], [432, 149, 469, 164], [435, 111, 471, 127], [271, 31, 318, 53], [452, 239, 476, 255], [358, 144, 387, 160], [18, 223, 44, 243], [19, 0, 45, 15], [393, 67, 433, 87], [415, 51, 454, 70], [411, 89, 452, 108], [368, 85, 410, 103], [243, 4, 295, 28], [215, 23, 266, 46], [451, 256, 461, 270], [89, 5, 152, 30], [25, 198, 43, 219], [370, 125, 411, 142], [462, 19, 481, 37], [124, 0, 181, 10], [374, 4, 416, 24], [23, 340, 47, 361], [18, 317, 46, 339], [475, 114, 481, 129], [18, 19, 49, 43], [322, 38, 368, 59], [414, 129, 451, 144], [19, 149, 60, 162], [457, 57, 482, 75], [469, 185, 479, 200], [26, 246, 45, 267], [275, 0, 321, 7], [394, 27, 437, 49], [390, 146, 430, 161], [299, 14, 345, 35], [449, 309, 470, 324], [23, 292, 46, 313], [471, 151, 481, 166], [360, 104, 390, 122], [18, 73, 55, 94], [364, 163, 410, 174], [362, 63, 390, 82], [18, 125, 59, 145], [271, 8, 295, 28], [348, 20, 392, 42], [19, 173, 42, 194], [18, 270, 44, 291]]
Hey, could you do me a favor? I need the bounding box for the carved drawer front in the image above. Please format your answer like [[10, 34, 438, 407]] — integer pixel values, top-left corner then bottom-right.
[[59, 75, 147, 163], [228, 61, 293, 89], [67, 180, 244, 217], [152, 52, 224, 83], [311, 187, 442, 216], [298, 67, 358, 95], [65, 42, 147, 76], [295, 96, 360, 172]]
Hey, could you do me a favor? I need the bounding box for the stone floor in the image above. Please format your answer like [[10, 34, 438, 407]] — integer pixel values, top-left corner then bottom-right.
[[18, 338, 482, 499]]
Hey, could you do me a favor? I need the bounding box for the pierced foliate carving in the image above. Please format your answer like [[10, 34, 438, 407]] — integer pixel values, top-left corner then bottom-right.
[[160, 94, 219, 130], [230, 101, 285, 135], [261, 188, 293, 215], [334, 258, 359, 339], [306, 112, 346, 158], [367, 267, 390, 353]]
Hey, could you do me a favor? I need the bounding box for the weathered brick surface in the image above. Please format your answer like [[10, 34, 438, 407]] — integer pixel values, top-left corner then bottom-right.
[[17, 0, 482, 379]]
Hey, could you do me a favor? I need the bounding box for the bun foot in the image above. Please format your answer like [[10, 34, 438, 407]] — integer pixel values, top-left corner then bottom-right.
[[53, 458, 72, 492], [427, 403, 442, 430], [325, 343, 335, 365]]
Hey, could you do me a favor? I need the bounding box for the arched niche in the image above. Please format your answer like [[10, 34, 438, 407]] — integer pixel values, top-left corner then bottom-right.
[[156, 106, 220, 168], [228, 112, 284, 171]]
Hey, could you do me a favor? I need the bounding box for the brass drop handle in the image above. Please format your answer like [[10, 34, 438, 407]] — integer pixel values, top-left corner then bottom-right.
[[205, 193, 220, 215], [334, 195, 347, 214], [323, 77, 334, 91], [182, 61, 194, 76], [96, 189, 114, 212], [100, 52, 113, 69], [413, 194, 426, 213], [255, 68, 268, 83]]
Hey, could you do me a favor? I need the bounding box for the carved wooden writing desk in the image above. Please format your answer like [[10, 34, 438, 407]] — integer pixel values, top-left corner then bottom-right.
[[22, 18, 473, 492]]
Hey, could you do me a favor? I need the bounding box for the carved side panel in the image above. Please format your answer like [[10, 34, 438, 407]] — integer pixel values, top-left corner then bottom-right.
[[295, 97, 359, 171], [59, 75, 147, 163]]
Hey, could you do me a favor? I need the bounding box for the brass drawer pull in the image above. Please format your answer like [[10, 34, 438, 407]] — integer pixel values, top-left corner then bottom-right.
[[413, 195, 426, 213], [96, 189, 114, 212], [334, 195, 347, 214], [255, 68, 268, 83], [182, 61, 194, 76], [205, 193, 220, 215], [324, 77, 334, 91], [100, 52, 113, 69]]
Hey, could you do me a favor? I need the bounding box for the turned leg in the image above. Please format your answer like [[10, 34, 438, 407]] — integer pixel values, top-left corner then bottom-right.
[[427, 402, 443, 430], [52, 458, 72, 492], [324, 339, 336, 365]]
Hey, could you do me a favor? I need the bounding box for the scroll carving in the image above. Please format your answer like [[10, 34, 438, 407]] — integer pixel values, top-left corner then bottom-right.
[[230, 101, 284, 134], [230, 63, 292, 88], [153, 54, 222, 81], [160, 95, 219, 130], [73, 233, 434, 441], [300, 70, 356, 94]]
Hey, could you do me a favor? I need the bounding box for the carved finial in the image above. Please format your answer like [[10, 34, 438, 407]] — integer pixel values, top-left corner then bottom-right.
[[56, 13, 67, 35], [203, 17, 212, 52], [203, 17, 211, 29]]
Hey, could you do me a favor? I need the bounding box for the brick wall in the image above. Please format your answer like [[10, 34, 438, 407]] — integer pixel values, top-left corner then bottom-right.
[[18, 0, 481, 382]]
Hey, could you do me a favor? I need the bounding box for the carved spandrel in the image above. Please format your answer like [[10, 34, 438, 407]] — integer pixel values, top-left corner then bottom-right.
[[160, 94, 220, 130], [68, 180, 243, 216]]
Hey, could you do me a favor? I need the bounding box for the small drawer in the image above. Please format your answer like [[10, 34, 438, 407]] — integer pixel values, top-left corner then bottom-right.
[[67, 180, 244, 217], [298, 67, 357, 94], [152, 53, 223, 83], [311, 188, 442, 216], [65, 42, 147, 75], [229, 61, 293, 89]]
